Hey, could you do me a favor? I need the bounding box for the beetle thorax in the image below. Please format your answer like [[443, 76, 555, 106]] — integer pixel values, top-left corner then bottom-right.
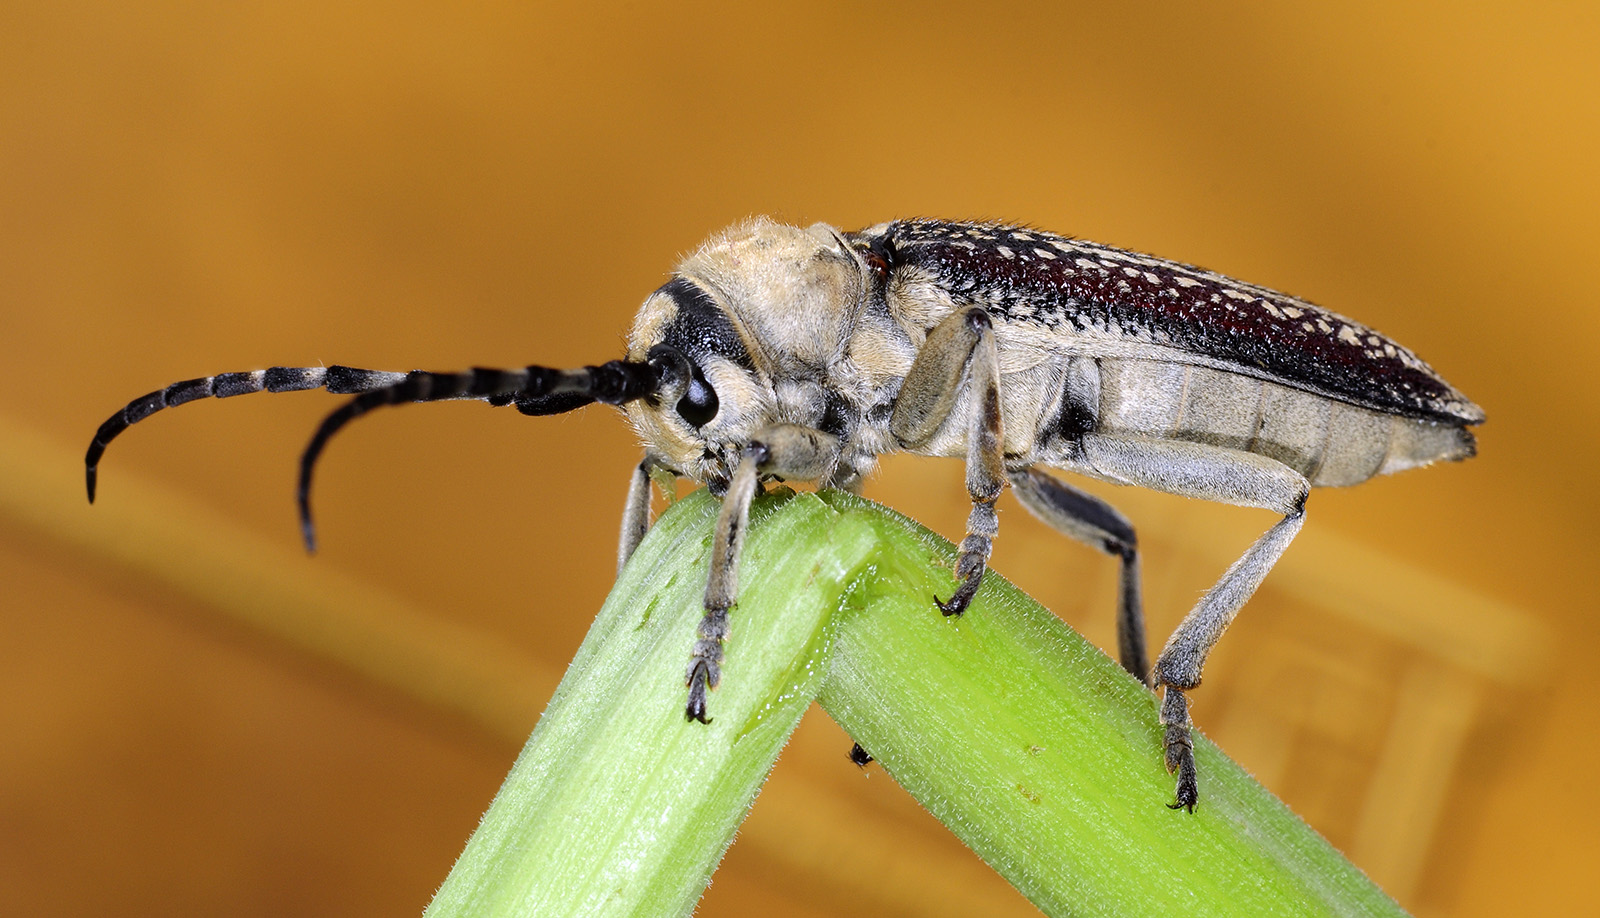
[[682, 217, 868, 374]]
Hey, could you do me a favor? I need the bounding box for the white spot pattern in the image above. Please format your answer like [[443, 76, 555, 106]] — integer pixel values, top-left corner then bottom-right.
[[852, 219, 1482, 423]]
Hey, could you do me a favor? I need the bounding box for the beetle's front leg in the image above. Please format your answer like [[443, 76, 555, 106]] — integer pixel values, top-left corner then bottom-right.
[[617, 455, 678, 577], [890, 307, 1004, 616], [685, 425, 840, 724], [617, 456, 654, 576]]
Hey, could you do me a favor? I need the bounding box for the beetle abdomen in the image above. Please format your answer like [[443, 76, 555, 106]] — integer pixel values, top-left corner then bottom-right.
[[1094, 359, 1474, 488]]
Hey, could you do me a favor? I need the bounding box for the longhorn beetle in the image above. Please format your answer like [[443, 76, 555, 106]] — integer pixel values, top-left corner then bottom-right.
[[86, 218, 1483, 811]]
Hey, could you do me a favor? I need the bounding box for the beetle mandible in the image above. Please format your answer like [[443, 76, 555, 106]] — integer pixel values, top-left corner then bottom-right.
[[85, 218, 1483, 811]]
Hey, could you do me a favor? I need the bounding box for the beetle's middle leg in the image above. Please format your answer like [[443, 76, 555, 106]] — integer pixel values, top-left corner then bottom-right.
[[685, 424, 840, 724], [890, 307, 1004, 616], [1077, 433, 1308, 811], [1008, 466, 1148, 683]]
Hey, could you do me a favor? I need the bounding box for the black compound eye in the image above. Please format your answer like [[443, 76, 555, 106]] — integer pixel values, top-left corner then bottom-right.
[[676, 367, 719, 428]]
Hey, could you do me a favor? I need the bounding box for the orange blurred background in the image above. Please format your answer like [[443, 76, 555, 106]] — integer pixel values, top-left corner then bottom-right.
[[2, 3, 1595, 915]]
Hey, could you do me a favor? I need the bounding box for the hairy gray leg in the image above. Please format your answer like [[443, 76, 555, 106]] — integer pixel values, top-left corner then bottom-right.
[[1078, 434, 1308, 811], [890, 307, 1005, 616], [617, 456, 657, 577], [685, 424, 840, 724], [1008, 466, 1147, 683]]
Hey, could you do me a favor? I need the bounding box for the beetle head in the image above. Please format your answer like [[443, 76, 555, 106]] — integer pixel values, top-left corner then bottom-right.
[[623, 218, 869, 487]]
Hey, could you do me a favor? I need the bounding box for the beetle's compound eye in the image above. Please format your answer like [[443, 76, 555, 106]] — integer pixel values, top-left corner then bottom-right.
[[677, 365, 719, 428]]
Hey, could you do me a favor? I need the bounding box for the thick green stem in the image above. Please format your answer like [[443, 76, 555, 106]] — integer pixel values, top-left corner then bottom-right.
[[424, 491, 877, 917], [815, 489, 1403, 917], [427, 488, 1405, 918]]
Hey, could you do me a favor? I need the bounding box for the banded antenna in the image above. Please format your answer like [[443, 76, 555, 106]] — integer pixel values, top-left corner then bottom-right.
[[86, 353, 684, 551]]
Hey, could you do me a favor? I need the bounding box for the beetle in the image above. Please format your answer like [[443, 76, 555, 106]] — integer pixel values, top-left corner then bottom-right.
[[85, 217, 1482, 811]]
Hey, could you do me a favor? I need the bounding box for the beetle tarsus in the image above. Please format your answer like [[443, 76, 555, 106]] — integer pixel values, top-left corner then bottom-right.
[[937, 538, 990, 615], [685, 610, 725, 725], [848, 742, 874, 767], [1166, 737, 1198, 813], [935, 572, 982, 616], [684, 664, 714, 724], [1160, 685, 1199, 812]]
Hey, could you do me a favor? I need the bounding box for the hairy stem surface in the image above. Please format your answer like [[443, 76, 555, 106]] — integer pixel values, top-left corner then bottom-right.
[[427, 488, 1404, 918]]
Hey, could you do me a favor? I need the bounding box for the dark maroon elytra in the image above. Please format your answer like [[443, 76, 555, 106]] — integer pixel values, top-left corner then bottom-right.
[[853, 220, 1481, 425]]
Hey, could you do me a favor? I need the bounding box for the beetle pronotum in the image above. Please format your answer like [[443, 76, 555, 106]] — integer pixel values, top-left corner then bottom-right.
[[86, 218, 1482, 810]]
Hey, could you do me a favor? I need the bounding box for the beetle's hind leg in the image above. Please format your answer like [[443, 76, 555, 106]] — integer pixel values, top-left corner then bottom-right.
[[1008, 467, 1148, 683], [890, 307, 1005, 616], [1076, 433, 1308, 811]]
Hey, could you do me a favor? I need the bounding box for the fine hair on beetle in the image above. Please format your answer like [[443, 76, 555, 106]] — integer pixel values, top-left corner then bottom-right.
[[87, 217, 1482, 812]]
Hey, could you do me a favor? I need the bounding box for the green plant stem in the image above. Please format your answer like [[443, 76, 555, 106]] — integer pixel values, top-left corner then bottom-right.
[[423, 490, 878, 917], [815, 489, 1403, 917], [426, 488, 1405, 918]]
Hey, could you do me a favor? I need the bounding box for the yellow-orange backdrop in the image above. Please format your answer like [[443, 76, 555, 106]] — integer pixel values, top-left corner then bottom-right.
[[2, 3, 1594, 916]]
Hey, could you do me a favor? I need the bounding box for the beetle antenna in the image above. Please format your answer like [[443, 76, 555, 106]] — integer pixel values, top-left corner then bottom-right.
[[85, 366, 423, 504], [296, 359, 669, 552]]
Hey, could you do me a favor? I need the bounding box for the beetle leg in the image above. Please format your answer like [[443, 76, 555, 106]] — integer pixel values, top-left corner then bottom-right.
[[1075, 433, 1308, 811], [1008, 466, 1147, 683], [618, 455, 675, 576], [686, 424, 840, 724], [891, 307, 1004, 616], [848, 742, 874, 767]]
